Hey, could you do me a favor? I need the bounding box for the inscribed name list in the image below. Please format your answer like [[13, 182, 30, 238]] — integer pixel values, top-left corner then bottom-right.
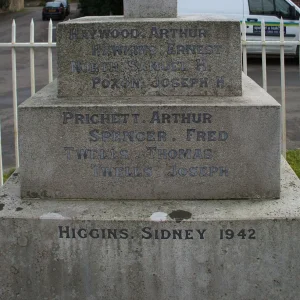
[[57, 17, 242, 97], [62, 110, 229, 181]]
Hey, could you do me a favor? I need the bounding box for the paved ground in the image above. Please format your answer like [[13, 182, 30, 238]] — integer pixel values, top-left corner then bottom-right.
[[0, 7, 299, 170]]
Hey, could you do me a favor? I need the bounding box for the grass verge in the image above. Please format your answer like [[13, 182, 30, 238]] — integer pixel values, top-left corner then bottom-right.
[[287, 149, 300, 178], [3, 168, 15, 183]]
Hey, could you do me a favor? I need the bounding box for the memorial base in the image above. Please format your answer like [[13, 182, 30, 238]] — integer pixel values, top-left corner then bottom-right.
[[1, 159, 300, 300]]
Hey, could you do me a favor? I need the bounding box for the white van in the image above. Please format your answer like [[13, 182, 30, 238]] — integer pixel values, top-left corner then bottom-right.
[[178, 0, 300, 56]]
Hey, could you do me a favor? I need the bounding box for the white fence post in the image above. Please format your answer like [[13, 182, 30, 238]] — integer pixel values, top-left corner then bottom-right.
[[0, 119, 3, 187], [280, 17, 286, 158], [11, 19, 19, 169], [242, 19, 247, 75], [30, 18, 36, 96], [261, 19, 267, 91], [48, 19, 53, 83]]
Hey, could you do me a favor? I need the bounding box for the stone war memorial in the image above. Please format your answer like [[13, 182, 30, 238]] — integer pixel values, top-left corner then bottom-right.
[[1, 0, 300, 299]]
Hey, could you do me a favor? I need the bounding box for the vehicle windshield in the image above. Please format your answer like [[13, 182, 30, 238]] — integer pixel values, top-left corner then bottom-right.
[[46, 2, 61, 7], [249, 0, 275, 15], [249, 0, 298, 18], [55, 0, 66, 4], [275, 0, 290, 17]]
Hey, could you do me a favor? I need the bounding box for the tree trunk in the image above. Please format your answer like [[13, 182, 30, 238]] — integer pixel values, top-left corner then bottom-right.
[[9, 0, 24, 11]]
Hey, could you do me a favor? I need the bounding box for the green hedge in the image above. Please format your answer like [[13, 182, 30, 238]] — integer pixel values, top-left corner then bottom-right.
[[0, 0, 10, 9], [79, 0, 123, 16]]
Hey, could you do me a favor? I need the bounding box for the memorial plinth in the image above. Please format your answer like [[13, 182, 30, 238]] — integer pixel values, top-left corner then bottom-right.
[[19, 75, 280, 200], [0, 160, 300, 300], [2, 0, 299, 299], [57, 16, 242, 97], [17, 11, 281, 200]]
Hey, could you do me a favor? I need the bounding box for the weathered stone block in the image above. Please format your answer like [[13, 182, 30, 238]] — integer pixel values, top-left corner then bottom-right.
[[18, 75, 280, 200], [124, 0, 177, 18], [0, 160, 299, 300], [57, 16, 242, 97]]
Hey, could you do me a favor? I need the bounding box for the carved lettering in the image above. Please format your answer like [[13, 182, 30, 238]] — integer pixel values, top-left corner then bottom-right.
[[168, 165, 229, 177], [92, 77, 140, 89], [146, 148, 213, 160], [150, 112, 212, 124], [150, 77, 208, 88], [58, 226, 256, 241], [89, 130, 167, 142], [167, 44, 222, 55], [69, 28, 141, 40], [62, 110, 232, 181], [150, 27, 206, 39], [91, 165, 153, 177], [92, 44, 156, 56], [186, 130, 228, 141]]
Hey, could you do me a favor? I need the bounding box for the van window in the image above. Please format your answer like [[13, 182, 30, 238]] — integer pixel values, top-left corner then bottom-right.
[[274, 0, 290, 18], [249, 0, 275, 15], [249, 0, 295, 18]]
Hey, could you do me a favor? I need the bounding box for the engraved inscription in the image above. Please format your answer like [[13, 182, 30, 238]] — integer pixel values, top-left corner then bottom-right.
[[168, 165, 229, 177], [68, 27, 208, 41], [62, 110, 231, 180], [64, 24, 229, 95], [69, 28, 142, 40], [149, 27, 207, 39], [167, 44, 222, 55], [150, 77, 209, 88], [146, 148, 213, 159], [89, 130, 167, 142], [91, 165, 153, 177], [58, 226, 257, 240], [92, 44, 156, 56]]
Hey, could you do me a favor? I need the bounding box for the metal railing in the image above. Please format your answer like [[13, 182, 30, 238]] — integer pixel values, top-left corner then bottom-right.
[[241, 18, 300, 158], [0, 18, 299, 185], [1, 19, 55, 175]]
